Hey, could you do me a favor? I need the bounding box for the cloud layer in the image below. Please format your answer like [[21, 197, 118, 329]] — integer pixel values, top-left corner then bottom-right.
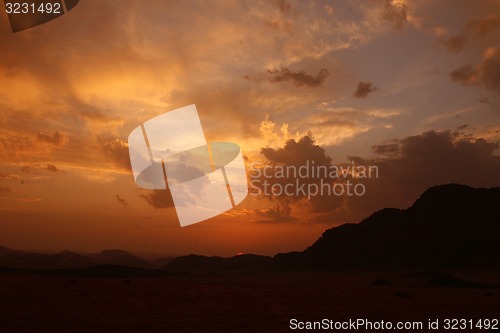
[[253, 129, 500, 224], [353, 82, 378, 98], [449, 47, 500, 93], [267, 68, 329, 87]]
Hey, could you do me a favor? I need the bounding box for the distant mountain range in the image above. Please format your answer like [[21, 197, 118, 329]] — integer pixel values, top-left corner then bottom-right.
[[0, 247, 155, 270], [1, 184, 499, 274]]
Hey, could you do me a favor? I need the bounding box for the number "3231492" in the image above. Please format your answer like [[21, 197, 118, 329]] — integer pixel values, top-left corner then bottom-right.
[[5, 2, 62, 14]]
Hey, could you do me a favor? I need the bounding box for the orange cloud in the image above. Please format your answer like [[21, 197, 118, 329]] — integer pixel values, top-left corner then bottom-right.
[[449, 47, 500, 93], [37, 131, 65, 146], [116, 194, 128, 207], [266, 68, 329, 87], [353, 82, 378, 98], [382, 0, 409, 29], [140, 190, 175, 210], [443, 15, 500, 53]]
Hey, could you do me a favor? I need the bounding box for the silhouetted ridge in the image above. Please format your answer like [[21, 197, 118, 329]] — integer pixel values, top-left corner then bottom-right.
[[0, 246, 14, 256], [0, 249, 92, 269], [165, 254, 272, 272], [409, 184, 500, 223], [275, 184, 500, 269], [0, 248, 152, 270], [94, 250, 152, 268]]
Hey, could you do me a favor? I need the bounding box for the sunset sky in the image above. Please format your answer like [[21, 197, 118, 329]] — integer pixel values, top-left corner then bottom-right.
[[1, 0, 499, 256]]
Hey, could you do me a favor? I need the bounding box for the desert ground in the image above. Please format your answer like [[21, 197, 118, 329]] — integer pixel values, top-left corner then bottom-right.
[[0, 268, 498, 332]]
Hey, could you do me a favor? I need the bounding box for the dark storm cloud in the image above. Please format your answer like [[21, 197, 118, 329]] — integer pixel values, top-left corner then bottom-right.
[[372, 142, 400, 156], [449, 48, 500, 93], [254, 129, 500, 224], [443, 15, 500, 53], [97, 136, 131, 171], [252, 135, 345, 223], [349, 130, 500, 216], [381, 0, 408, 29], [261, 135, 332, 165], [140, 190, 175, 209], [116, 194, 128, 207], [46, 164, 60, 172], [37, 131, 65, 146], [353, 81, 378, 98], [267, 68, 329, 87]]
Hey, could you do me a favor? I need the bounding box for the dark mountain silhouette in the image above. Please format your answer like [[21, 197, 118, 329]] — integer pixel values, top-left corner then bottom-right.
[[150, 184, 500, 272], [165, 254, 272, 272], [158, 184, 499, 271], [275, 184, 500, 269], [93, 249, 152, 268], [41, 250, 94, 268], [151, 256, 177, 268], [0, 249, 92, 269], [0, 248, 151, 270], [0, 245, 15, 256]]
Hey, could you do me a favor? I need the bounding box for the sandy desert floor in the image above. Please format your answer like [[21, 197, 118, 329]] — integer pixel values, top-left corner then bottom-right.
[[0, 268, 498, 332]]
